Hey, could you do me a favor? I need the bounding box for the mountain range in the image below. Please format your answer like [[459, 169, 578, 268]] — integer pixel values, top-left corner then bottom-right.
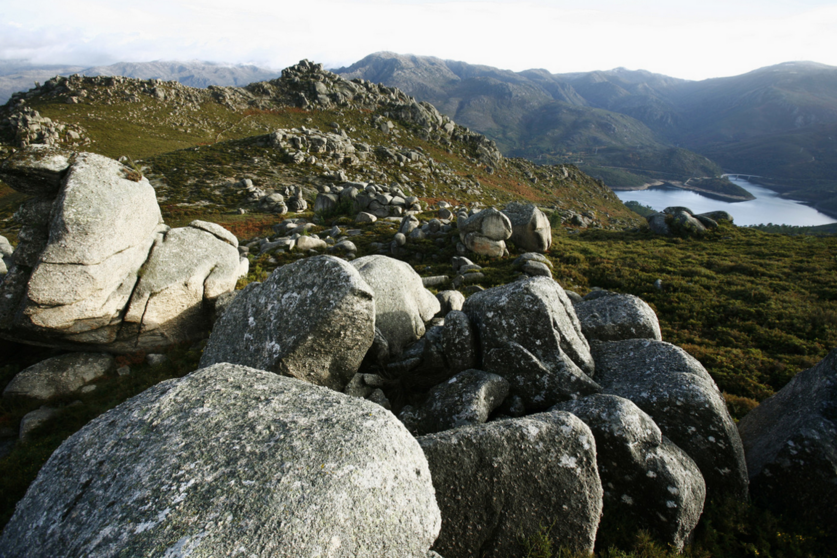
[[336, 53, 837, 213], [3, 55, 837, 213]]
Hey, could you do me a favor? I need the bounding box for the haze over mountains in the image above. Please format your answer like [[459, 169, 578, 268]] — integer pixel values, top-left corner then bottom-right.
[[3, 53, 837, 214]]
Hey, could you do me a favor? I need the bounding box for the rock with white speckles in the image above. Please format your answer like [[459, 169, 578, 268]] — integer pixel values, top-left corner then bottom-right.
[[737, 348, 837, 528], [200, 256, 375, 391], [3, 352, 113, 402], [399, 369, 509, 435], [574, 292, 662, 342], [352, 255, 440, 358], [501, 202, 552, 253], [593, 339, 748, 502], [462, 276, 595, 402], [418, 411, 602, 557], [0, 363, 441, 557], [553, 394, 705, 551]]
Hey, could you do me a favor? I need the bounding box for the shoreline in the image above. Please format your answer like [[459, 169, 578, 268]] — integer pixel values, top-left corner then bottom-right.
[[610, 180, 755, 202]]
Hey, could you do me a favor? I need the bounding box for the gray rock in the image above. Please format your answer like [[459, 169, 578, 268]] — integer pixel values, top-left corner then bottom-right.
[[574, 292, 662, 342], [593, 339, 749, 502], [295, 235, 328, 251], [647, 213, 670, 235], [463, 276, 594, 376], [697, 210, 733, 223], [450, 256, 476, 273], [200, 256, 375, 391], [352, 255, 440, 358], [356, 211, 377, 223], [19, 406, 58, 441], [440, 311, 478, 374], [483, 340, 600, 411], [146, 353, 167, 367], [122, 225, 243, 349], [399, 369, 509, 435], [502, 202, 552, 252], [0, 145, 73, 196], [461, 232, 506, 257], [671, 212, 706, 236], [553, 394, 706, 551], [737, 348, 837, 528], [259, 194, 288, 214], [521, 260, 552, 277], [400, 215, 420, 235], [3, 353, 113, 402], [189, 220, 238, 248], [436, 290, 465, 315], [418, 411, 602, 557], [0, 363, 441, 557], [313, 192, 339, 214], [457, 208, 512, 241]]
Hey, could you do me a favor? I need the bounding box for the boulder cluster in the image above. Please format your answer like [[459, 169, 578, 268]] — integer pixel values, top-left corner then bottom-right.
[[0, 146, 247, 352], [3, 246, 757, 556], [646, 206, 734, 236]]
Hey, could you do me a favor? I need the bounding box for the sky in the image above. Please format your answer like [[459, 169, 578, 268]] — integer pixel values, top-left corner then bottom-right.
[[2, 0, 836, 81]]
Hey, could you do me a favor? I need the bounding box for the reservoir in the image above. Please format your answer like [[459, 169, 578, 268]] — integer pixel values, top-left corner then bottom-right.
[[614, 177, 837, 227]]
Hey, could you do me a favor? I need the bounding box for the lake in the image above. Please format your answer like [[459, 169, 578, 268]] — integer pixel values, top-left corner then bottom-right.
[[614, 177, 837, 227]]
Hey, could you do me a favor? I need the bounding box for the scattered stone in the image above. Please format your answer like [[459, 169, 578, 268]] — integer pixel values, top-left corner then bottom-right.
[[436, 290, 465, 315], [146, 354, 167, 367], [3, 353, 113, 402], [19, 406, 58, 441]]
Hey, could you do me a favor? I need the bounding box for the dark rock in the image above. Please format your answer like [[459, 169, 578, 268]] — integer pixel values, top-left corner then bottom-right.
[[418, 411, 602, 557], [553, 394, 706, 551], [593, 339, 749, 502], [738, 348, 837, 528]]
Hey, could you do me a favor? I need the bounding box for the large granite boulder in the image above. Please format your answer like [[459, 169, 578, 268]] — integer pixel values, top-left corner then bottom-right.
[[738, 348, 837, 528], [0, 148, 245, 352], [3, 353, 113, 402], [418, 411, 602, 557], [553, 394, 706, 551], [352, 255, 440, 358], [463, 277, 594, 375], [574, 292, 662, 342], [502, 202, 552, 253], [593, 339, 749, 502], [0, 363, 441, 557], [200, 256, 376, 391]]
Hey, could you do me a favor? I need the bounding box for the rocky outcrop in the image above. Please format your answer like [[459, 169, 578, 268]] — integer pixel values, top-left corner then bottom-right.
[[0, 363, 441, 558], [593, 339, 749, 502], [200, 256, 375, 391], [419, 411, 602, 557], [3, 353, 113, 402], [738, 348, 837, 528], [352, 255, 440, 358], [574, 291, 662, 342], [502, 202, 552, 253], [646, 207, 732, 237], [554, 394, 706, 551], [0, 147, 245, 352]]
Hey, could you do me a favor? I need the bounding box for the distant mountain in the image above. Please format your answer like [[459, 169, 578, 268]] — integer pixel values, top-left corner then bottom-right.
[[336, 53, 837, 206], [0, 60, 282, 104]]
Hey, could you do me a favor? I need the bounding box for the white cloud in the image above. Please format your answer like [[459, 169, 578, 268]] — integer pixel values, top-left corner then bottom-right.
[[1, 0, 836, 79]]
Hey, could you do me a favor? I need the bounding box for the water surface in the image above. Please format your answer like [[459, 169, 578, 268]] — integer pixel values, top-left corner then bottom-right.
[[614, 177, 836, 227]]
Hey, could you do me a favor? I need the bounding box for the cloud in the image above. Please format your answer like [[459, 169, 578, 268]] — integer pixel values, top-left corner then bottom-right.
[[1, 0, 836, 79]]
